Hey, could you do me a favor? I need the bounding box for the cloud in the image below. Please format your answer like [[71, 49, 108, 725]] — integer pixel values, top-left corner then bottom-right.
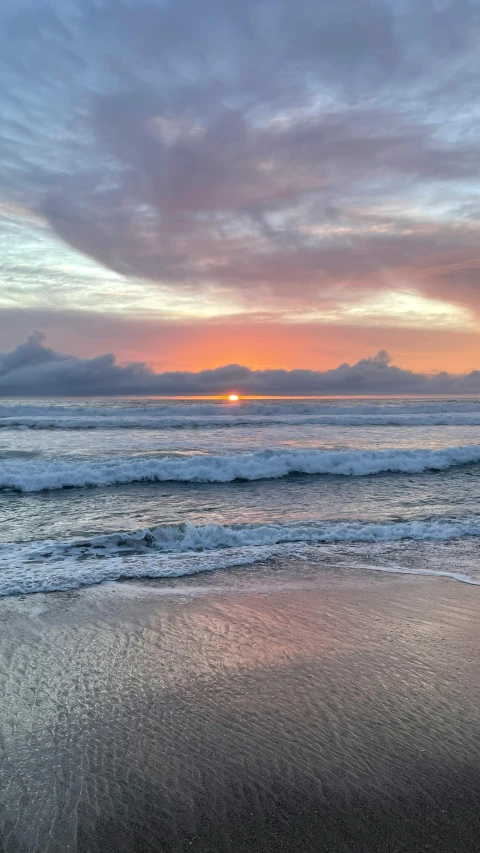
[[41, 107, 480, 309], [1, 0, 480, 320], [0, 307, 478, 376], [1, 332, 480, 396]]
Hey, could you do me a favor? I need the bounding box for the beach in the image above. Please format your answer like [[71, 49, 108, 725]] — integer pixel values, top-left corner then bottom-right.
[[3, 0, 480, 844], [2, 0, 480, 843], [1, 564, 480, 852]]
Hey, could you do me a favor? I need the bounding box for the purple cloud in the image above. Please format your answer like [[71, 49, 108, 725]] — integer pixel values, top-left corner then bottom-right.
[[0, 0, 479, 318]]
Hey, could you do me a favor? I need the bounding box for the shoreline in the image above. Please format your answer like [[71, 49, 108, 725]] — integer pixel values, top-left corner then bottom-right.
[[1, 567, 480, 852]]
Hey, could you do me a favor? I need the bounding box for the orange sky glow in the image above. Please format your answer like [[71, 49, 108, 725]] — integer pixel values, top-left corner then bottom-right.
[[41, 318, 478, 376]]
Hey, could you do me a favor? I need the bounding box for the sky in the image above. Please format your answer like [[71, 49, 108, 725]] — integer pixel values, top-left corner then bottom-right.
[[0, 0, 480, 387]]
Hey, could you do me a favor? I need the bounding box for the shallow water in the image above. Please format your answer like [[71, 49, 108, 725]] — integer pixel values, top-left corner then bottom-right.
[[1, 572, 480, 852]]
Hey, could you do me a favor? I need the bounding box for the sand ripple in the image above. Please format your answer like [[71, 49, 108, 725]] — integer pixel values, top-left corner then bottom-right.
[[0, 569, 479, 852]]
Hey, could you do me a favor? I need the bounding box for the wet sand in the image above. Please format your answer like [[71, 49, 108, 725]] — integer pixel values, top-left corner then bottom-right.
[[1, 566, 480, 852]]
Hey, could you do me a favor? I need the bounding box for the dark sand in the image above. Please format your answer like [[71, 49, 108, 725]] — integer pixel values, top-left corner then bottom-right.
[[1, 565, 480, 852]]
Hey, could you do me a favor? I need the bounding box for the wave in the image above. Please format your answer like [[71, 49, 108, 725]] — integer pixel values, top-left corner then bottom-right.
[[2, 399, 480, 418], [1, 516, 479, 595], [16, 516, 480, 555], [5, 412, 480, 429], [2, 445, 480, 492], [2, 399, 480, 429]]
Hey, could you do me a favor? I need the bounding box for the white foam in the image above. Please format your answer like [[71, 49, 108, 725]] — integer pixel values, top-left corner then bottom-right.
[[5, 411, 480, 429], [2, 397, 480, 431], [14, 516, 480, 554], [340, 561, 480, 587], [0, 543, 275, 596], [1, 400, 480, 415], [1, 516, 480, 596], [2, 399, 480, 431], [2, 445, 480, 492]]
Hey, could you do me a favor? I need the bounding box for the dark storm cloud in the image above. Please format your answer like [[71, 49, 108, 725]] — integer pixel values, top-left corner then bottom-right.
[[1, 333, 479, 396], [1, 0, 480, 312]]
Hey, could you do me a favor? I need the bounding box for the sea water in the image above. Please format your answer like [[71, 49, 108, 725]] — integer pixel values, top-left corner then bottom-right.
[[1, 396, 480, 595]]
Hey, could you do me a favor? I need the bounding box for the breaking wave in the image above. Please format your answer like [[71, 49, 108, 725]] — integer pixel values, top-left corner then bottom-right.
[[3, 399, 480, 429], [1, 516, 480, 596], [5, 413, 480, 429], [2, 445, 480, 492]]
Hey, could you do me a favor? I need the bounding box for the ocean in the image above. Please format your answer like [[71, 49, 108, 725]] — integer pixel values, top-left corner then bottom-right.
[[1, 395, 480, 596], [4, 395, 480, 853]]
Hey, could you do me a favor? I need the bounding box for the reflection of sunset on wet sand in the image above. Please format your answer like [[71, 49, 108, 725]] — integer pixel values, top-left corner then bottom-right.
[[2, 567, 480, 851]]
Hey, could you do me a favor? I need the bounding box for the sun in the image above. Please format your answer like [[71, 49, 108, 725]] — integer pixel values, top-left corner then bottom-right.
[[228, 394, 239, 402]]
